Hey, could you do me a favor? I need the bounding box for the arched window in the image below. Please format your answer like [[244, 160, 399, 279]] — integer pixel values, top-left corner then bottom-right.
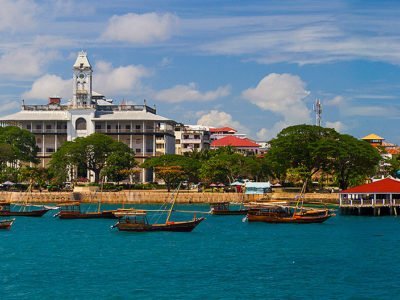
[[76, 118, 87, 130]]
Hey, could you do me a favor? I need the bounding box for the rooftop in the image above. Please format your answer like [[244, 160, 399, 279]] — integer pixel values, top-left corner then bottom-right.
[[362, 133, 384, 141], [211, 135, 260, 148], [340, 177, 400, 194]]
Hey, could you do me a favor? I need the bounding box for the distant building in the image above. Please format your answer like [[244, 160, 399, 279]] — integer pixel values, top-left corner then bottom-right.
[[0, 51, 176, 183], [174, 124, 211, 154], [210, 135, 261, 155], [362, 133, 385, 147], [209, 127, 246, 142]]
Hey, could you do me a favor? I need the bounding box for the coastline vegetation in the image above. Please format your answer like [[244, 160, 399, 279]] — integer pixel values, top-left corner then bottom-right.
[[0, 124, 391, 192]]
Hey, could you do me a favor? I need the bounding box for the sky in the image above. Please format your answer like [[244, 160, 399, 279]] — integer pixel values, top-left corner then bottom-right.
[[1, 0, 400, 143]]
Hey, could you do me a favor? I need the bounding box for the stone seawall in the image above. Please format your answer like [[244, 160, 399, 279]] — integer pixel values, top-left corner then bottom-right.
[[0, 190, 339, 204]]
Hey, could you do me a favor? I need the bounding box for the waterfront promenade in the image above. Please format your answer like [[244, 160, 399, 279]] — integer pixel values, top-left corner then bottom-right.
[[0, 190, 339, 204]]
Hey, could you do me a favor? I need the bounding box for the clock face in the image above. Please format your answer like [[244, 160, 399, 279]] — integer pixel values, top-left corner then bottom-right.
[[78, 73, 86, 79]]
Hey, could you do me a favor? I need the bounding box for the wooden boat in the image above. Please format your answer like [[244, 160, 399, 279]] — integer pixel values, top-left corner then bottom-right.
[[55, 202, 118, 219], [0, 218, 15, 229], [210, 202, 248, 215], [246, 206, 334, 223], [112, 210, 204, 232], [245, 180, 335, 224], [0, 202, 49, 217], [112, 183, 205, 232]]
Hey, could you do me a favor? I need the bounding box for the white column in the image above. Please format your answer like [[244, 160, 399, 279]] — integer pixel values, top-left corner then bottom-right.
[[42, 134, 45, 167]]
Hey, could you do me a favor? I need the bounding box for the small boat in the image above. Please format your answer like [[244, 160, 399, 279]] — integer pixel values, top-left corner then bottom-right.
[[112, 210, 204, 232], [210, 202, 248, 215], [0, 202, 49, 217], [245, 180, 335, 224], [246, 205, 334, 223], [112, 183, 205, 232], [0, 218, 15, 229], [54, 202, 118, 219]]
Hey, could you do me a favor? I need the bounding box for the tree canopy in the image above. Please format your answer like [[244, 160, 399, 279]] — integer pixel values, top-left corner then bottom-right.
[[49, 133, 136, 183]]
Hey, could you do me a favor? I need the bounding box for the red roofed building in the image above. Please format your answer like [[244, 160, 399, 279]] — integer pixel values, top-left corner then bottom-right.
[[340, 177, 400, 216], [209, 126, 247, 142], [211, 135, 261, 155]]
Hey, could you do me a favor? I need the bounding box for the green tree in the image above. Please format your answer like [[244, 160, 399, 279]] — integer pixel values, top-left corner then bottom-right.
[[315, 134, 381, 189], [49, 133, 135, 183], [0, 126, 38, 164], [101, 151, 138, 183], [266, 124, 339, 185]]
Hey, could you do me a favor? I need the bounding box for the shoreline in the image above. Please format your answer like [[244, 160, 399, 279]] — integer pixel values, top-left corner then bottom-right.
[[0, 191, 339, 205]]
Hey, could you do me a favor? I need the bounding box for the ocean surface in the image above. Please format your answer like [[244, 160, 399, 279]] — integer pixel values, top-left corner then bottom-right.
[[1, 204, 400, 299]]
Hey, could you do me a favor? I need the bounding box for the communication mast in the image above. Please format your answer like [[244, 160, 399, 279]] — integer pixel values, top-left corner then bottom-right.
[[313, 99, 322, 127]]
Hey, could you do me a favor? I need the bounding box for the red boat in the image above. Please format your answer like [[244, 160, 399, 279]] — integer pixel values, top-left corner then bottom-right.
[[0, 202, 49, 217], [55, 202, 118, 219], [0, 218, 15, 229]]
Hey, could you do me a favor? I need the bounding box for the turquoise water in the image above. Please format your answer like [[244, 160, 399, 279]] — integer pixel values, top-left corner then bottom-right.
[[1, 204, 400, 299]]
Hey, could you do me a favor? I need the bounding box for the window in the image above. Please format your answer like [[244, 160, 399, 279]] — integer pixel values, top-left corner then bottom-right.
[[125, 125, 131, 130], [156, 144, 164, 149], [36, 124, 42, 130], [135, 148, 141, 153], [175, 139, 181, 144], [26, 124, 31, 130], [183, 135, 189, 139], [107, 125, 111, 130], [75, 118, 87, 130], [46, 124, 52, 130], [194, 135, 200, 139], [95, 124, 102, 130], [135, 125, 141, 130], [46, 148, 55, 153]]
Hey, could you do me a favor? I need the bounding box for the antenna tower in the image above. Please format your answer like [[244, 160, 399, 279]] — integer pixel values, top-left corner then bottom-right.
[[313, 99, 322, 126]]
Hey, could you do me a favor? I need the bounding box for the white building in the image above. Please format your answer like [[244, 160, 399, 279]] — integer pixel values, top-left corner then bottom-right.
[[0, 51, 176, 182], [174, 124, 210, 154]]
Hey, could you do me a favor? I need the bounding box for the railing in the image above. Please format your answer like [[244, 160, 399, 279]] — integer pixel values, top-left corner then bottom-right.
[[95, 128, 174, 134], [341, 198, 394, 206], [181, 139, 203, 143], [31, 129, 67, 134]]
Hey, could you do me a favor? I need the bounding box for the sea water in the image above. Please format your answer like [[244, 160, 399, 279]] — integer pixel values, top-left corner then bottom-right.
[[1, 204, 400, 299]]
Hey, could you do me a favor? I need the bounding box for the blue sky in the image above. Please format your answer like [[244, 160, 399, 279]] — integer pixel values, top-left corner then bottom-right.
[[1, 0, 400, 143]]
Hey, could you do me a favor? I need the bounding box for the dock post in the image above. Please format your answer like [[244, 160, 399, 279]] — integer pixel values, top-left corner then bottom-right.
[[378, 208, 381, 216], [395, 207, 398, 217]]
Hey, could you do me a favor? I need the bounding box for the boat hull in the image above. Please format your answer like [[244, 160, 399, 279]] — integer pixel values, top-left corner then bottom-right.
[[247, 211, 333, 224], [0, 219, 14, 229], [211, 209, 248, 215], [115, 217, 205, 232], [58, 210, 118, 219], [0, 209, 49, 217]]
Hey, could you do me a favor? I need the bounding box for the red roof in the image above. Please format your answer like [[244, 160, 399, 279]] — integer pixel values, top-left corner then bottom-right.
[[209, 127, 237, 133], [387, 148, 400, 155], [340, 178, 400, 194], [211, 136, 260, 148]]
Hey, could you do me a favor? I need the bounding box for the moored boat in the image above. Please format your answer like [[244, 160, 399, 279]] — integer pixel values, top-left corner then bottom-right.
[[210, 202, 248, 215], [55, 202, 118, 219], [112, 210, 204, 232], [0, 218, 15, 229], [0, 202, 49, 217]]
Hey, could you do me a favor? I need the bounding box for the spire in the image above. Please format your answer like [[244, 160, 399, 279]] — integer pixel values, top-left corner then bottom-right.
[[73, 51, 91, 69]]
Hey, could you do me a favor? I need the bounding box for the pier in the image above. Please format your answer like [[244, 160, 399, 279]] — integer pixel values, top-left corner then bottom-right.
[[339, 177, 400, 216]]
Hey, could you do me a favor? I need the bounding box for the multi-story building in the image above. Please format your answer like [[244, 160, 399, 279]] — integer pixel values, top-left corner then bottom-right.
[[209, 126, 247, 142], [0, 51, 176, 182], [174, 124, 210, 154]]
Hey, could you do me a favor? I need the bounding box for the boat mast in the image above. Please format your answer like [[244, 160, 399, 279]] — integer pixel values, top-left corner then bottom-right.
[[166, 182, 181, 223]]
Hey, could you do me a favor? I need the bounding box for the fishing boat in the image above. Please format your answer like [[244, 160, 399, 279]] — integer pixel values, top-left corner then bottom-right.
[[244, 181, 335, 224], [54, 202, 118, 219], [0, 201, 49, 217], [246, 205, 334, 223], [0, 218, 15, 229], [111, 183, 205, 232], [210, 202, 248, 215]]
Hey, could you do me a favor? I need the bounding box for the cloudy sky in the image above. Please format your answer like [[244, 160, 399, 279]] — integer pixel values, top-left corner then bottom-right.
[[1, 0, 400, 142]]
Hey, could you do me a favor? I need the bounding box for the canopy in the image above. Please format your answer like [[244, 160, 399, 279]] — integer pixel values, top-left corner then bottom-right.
[[245, 182, 271, 195], [230, 181, 244, 186], [3, 181, 15, 185]]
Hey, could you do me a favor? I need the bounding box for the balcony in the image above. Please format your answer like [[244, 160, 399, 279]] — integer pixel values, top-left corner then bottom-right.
[[95, 128, 174, 135], [31, 129, 67, 134]]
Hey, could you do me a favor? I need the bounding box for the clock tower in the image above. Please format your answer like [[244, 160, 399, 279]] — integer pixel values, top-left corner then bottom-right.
[[72, 51, 93, 108]]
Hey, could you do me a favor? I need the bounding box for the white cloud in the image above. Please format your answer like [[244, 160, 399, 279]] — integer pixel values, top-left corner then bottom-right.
[[325, 95, 344, 106], [93, 61, 151, 96], [242, 73, 311, 138], [22, 75, 72, 100], [0, 0, 38, 32], [343, 105, 398, 117], [102, 12, 179, 44], [0, 101, 20, 115], [153, 83, 230, 103], [196, 110, 247, 133], [256, 128, 269, 140], [0, 48, 59, 78], [325, 121, 346, 132]]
